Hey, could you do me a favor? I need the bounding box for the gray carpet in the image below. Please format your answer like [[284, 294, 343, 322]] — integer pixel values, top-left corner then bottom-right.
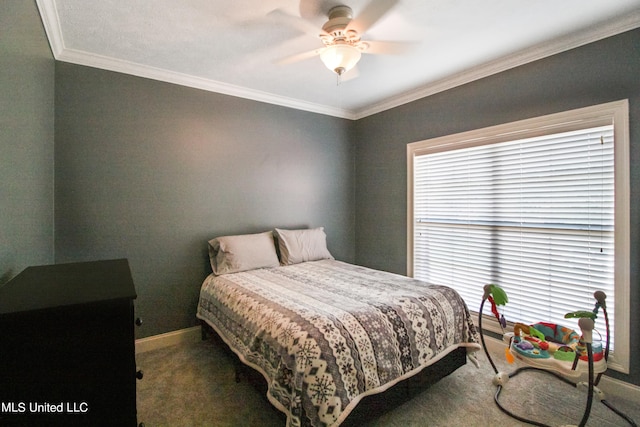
[[136, 337, 639, 426]]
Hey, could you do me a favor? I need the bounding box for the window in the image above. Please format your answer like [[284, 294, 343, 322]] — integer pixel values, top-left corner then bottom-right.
[[407, 100, 629, 373]]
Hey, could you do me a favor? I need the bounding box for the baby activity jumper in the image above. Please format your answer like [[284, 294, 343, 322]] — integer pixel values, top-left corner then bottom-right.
[[478, 284, 636, 427]]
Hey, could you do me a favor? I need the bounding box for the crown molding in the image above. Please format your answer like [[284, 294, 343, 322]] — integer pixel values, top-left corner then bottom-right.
[[57, 48, 357, 119], [35, 0, 356, 120], [36, 0, 64, 57], [37, 0, 639, 121], [353, 10, 640, 119]]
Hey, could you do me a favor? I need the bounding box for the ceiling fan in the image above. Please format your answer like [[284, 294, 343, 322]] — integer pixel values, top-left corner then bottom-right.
[[273, 0, 413, 79]]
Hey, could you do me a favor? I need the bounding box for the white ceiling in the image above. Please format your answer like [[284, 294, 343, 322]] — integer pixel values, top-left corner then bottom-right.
[[37, 0, 640, 119]]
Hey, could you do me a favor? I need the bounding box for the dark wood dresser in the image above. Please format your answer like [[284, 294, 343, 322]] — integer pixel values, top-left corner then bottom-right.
[[0, 259, 140, 426]]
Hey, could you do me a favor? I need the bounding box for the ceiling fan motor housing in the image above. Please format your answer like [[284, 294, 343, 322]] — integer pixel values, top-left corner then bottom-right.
[[322, 5, 357, 38]]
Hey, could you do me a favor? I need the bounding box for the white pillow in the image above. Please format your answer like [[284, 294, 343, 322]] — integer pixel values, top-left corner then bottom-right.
[[208, 231, 279, 275], [275, 227, 334, 265]]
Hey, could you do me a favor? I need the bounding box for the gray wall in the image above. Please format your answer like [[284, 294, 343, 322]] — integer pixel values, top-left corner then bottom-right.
[[3, 0, 639, 386], [354, 28, 640, 385], [0, 1, 55, 284], [54, 63, 355, 337]]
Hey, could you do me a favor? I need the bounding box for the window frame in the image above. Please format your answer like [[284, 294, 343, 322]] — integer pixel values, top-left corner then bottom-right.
[[406, 100, 630, 373]]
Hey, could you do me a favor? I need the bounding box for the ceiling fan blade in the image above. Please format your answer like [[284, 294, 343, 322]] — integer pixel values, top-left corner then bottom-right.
[[362, 40, 417, 55], [276, 47, 325, 65], [267, 9, 329, 38], [347, 0, 400, 35]]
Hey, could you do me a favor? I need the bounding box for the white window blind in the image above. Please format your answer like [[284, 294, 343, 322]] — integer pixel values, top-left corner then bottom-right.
[[407, 101, 630, 372], [412, 124, 616, 348]]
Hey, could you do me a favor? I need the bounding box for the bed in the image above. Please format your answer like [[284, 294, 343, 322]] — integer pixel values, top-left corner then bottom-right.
[[196, 228, 480, 427]]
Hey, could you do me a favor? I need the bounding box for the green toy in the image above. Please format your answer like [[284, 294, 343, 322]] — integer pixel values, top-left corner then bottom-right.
[[485, 284, 508, 329], [565, 310, 597, 321], [488, 284, 508, 306], [527, 325, 546, 341]]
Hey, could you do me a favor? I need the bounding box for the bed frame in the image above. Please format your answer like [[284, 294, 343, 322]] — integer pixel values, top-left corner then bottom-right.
[[200, 320, 468, 425]]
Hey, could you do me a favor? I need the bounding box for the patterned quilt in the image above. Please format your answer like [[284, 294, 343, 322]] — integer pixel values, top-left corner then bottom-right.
[[196, 260, 480, 427]]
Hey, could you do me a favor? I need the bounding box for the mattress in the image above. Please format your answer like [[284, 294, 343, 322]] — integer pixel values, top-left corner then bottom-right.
[[196, 259, 480, 427]]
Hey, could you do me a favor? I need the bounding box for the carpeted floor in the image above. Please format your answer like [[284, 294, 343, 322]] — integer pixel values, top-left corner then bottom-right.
[[136, 336, 640, 426]]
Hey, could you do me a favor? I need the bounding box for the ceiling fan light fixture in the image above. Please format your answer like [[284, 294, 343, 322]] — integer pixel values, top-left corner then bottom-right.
[[320, 44, 361, 75]]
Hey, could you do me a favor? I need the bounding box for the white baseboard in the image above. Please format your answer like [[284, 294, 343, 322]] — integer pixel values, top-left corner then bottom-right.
[[135, 325, 202, 354], [482, 335, 640, 403]]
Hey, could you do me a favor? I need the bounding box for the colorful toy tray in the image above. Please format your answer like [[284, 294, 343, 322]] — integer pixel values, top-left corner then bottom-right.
[[502, 322, 607, 378]]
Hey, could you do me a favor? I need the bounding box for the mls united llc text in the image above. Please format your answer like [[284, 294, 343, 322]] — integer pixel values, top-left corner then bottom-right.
[[1, 401, 89, 414]]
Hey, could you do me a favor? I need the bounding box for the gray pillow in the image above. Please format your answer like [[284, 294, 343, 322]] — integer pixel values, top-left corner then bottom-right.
[[275, 227, 334, 265], [208, 231, 279, 275]]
